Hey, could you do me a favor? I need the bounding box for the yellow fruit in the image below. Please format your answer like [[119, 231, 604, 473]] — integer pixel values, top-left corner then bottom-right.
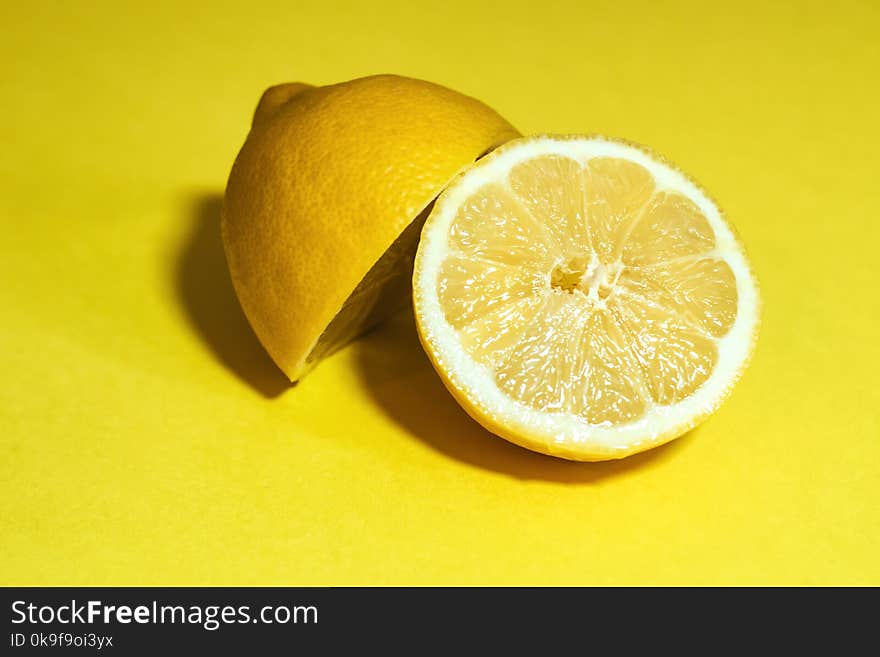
[[413, 135, 760, 461], [222, 75, 519, 381]]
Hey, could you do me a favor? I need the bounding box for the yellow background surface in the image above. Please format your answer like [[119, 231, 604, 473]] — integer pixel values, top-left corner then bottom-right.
[[2, 1, 879, 585]]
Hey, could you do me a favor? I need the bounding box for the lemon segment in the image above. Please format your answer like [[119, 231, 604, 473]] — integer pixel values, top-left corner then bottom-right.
[[222, 75, 519, 381], [413, 136, 760, 460]]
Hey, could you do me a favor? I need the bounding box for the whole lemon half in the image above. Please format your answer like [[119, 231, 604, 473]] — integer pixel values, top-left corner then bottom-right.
[[413, 135, 760, 460], [222, 74, 519, 381]]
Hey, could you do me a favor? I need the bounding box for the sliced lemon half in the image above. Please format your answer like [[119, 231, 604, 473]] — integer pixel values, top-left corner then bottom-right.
[[413, 136, 760, 461]]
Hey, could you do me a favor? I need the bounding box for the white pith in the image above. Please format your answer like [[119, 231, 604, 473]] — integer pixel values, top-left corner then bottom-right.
[[414, 136, 760, 457]]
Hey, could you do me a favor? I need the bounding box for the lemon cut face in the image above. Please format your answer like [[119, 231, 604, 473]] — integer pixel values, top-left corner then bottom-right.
[[413, 136, 760, 460]]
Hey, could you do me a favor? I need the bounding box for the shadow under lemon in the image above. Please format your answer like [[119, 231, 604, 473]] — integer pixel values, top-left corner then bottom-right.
[[175, 193, 290, 398], [354, 309, 695, 483], [174, 193, 693, 477]]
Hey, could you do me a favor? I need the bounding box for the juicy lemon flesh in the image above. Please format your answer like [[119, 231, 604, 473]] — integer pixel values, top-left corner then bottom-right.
[[437, 155, 738, 426]]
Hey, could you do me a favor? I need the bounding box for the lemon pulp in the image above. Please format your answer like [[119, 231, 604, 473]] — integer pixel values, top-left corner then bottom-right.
[[429, 142, 750, 435], [414, 137, 759, 460]]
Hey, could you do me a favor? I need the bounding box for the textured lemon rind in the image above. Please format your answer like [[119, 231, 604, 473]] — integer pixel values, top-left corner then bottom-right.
[[221, 75, 520, 382]]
